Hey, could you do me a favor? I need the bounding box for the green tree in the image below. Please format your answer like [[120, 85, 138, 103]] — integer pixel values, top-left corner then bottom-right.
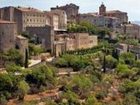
[[61, 90, 79, 105], [97, 28, 110, 39], [29, 44, 45, 56], [125, 39, 139, 46], [54, 58, 68, 67], [17, 80, 30, 100], [0, 94, 7, 105], [0, 74, 13, 91], [26, 65, 56, 89], [79, 21, 97, 34], [85, 95, 102, 105], [1, 49, 23, 66], [123, 94, 138, 105], [68, 75, 93, 97], [116, 64, 134, 78], [119, 52, 135, 65], [25, 49, 29, 68], [106, 55, 118, 69], [6, 63, 22, 73], [134, 60, 140, 68], [67, 21, 98, 34], [119, 79, 140, 94], [0, 74, 13, 104]]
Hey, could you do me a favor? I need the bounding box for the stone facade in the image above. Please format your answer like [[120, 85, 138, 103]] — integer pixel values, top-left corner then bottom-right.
[[53, 41, 66, 57], [0, 20, 16, 52], [120, 23, 140, 39], [0, 6, 46, 33], [78, 13, 103, 26], [116, 43, 140, 59], [53, 33, 98, 56], [78, 3, 127, 31], [0, 6, 14, 21], [105, 10, 128, 24], [15, 7, 46, 33], [99, 3, 106, 16], [73, 33, 98, 49], [45, 9, 67, 31], [51, 3, 79, 23], [16, 35, 28, 63], [45, 12, 59, 31], [51, 9, 67, 31], [98, 3, 128, 24], [0, 19, 31, 67], [26, 25, 54, 52], [78, 13, 120, 30], [116, 43, 128, 54]]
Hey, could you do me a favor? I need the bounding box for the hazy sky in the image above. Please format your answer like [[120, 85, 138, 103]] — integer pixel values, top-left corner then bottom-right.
[[0, 0, 140, 21]]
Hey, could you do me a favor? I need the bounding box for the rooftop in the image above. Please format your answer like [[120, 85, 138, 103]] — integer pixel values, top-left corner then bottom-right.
[[106, 10, 127, 14], [124, 23, 140, 27], [51, 3, 79, 9], [0, 20, 15, 24], [16, 7, 42, 13], [16, 35, 27, 40]]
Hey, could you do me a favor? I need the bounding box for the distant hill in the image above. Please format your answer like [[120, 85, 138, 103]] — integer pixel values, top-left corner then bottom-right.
[[132, 21, 140, 25]]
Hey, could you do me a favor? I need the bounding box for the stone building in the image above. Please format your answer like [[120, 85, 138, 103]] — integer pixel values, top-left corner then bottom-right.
[[15, 35, 28, 63], [0, 20, 29, 67], [0, 20, 16, 52], [78, 13, 105, 27], [53, 41, 66, 57], [99, 3, 106, 16], [45, 9, 67, 31], [98, 3, 128, 24], [0, 6, 46, 33], [105, 10, 128, 24], [78, 13, 120, 30], [53, 33, 98, 56], [0, 6, 14, 21], [26, 25, 54, 52], [51, 3, 79, 23], [45, 11, 59, 31], [78, 3, 127, 30], [116, 43, 140, 59], [15, 7, 46, 33], [51, 9, 67, 31], [120, 23, 140, 39], [73, 33, 98, 49]]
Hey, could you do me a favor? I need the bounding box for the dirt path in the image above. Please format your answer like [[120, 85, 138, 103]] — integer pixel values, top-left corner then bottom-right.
[[7, 88, 60, 105]]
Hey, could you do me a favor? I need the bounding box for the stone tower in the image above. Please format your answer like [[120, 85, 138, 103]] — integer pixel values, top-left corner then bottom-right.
[[99, 2, 106, 16]]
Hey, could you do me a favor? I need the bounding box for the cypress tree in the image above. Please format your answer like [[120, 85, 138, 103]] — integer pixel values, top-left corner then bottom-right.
[[25, 49, 28, 68], [103, 55, 106, 73]]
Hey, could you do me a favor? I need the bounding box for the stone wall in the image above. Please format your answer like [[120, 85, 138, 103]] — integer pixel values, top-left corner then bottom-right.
[[16, 35, 28, 63], [26, 25, 54, 52], [121, 24, 140, 39], [0, 7, 47, 33], [51, 3, 79, 23], [53, 33, 98, 56], [0, 20, 16, 52]]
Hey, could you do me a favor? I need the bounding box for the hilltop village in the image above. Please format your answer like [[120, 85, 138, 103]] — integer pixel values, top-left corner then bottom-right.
[[0, 3, 140, 105]]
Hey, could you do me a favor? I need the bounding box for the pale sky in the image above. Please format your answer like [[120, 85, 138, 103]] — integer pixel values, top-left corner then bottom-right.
[[0, 0, 140, 21]]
